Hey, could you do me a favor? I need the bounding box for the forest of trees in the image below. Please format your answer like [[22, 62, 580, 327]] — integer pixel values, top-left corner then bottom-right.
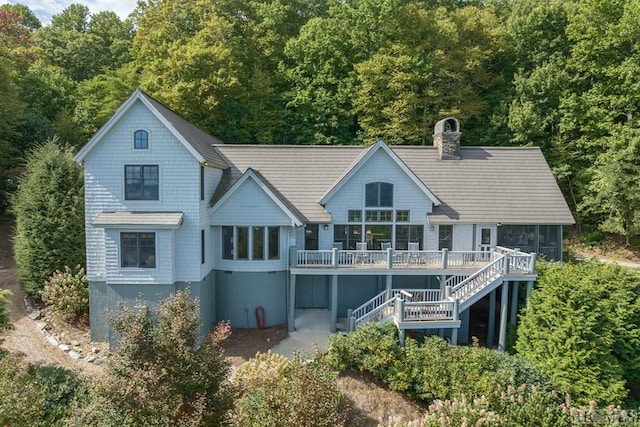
[[2, 0, 640, 243]]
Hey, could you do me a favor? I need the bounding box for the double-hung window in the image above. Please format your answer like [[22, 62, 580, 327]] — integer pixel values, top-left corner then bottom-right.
[[125, 165, 159, 200], [121, 232, 155, 268]]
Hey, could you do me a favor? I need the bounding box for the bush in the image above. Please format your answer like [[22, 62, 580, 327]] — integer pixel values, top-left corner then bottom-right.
[[0, 288, 11, 332], [234, 350, 288, 392], [11, 138, 85, 296], [516, 261, 640, 405], [70, 291, 235, 426], [40, 265, 88, 318], [233, 354, 348, 427], [0, 355, 87, 427], [327, 323, 549, 403]]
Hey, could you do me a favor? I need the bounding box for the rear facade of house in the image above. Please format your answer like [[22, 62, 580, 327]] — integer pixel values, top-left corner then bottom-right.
[[75, 90, 574, 346]]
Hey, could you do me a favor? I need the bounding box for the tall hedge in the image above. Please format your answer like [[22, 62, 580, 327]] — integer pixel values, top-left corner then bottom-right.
[[516, 261, 640, 406], [11, 138, 85, 296]]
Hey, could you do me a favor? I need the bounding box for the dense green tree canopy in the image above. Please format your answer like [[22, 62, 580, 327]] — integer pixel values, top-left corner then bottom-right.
[[11, 139, 85, 296], [516, 261, 640, 405], [2, 0, 640, 242]]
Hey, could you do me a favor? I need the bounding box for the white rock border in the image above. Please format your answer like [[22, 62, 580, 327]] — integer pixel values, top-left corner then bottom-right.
[[23, 296, 106, 366]]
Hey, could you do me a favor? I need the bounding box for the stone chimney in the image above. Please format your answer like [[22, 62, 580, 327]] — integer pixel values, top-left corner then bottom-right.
[[433, 117, 461, 160]]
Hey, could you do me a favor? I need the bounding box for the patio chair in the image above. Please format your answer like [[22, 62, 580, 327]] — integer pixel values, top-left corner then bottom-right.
[[355, 242, 369, 264], [408, 242, 420, 263], [332, 242, 343, 250], [381, 241, 392, 251]]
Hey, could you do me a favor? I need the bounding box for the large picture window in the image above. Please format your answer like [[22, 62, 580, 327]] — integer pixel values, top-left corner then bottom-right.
[[221, 226, 279, 260], [121, 232, 155, 268], [365, 182, 393, 207], [125, 165, 159, 200]]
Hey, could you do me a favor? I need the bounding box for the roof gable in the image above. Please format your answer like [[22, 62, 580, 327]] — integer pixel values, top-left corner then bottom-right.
[[74, 89, 227, 168], [319, 140, 440, 207], [209, 168, 305, 226]]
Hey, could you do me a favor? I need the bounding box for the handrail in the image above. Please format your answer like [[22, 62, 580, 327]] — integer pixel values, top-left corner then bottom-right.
[[351, 290, 388, 321], [450, 253, 505, 304], [401, 301, 456, 321]]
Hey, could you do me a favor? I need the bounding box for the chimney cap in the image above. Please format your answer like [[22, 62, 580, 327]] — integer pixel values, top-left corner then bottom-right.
[[434, 117, 460, 135]]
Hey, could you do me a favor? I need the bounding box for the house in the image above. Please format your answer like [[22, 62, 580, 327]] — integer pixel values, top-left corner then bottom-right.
[[74, 90, 574, 349]]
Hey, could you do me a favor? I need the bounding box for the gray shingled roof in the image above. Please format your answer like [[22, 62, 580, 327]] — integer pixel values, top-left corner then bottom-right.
[[140, 91, 228, 169], [212, 144, 574, 225], [92, 211, 184, 227]]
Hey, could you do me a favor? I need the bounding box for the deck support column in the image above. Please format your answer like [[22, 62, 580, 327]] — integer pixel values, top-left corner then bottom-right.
[[288, 273, 296, 332], [487, 289, 496, 347], [526, 280, 534, 308], [451, 328, 458, 345], [330, 275, 338, 333], [510, 281, 519, 325], [386, 274, 393, 298], [498, 280, 509, 352]]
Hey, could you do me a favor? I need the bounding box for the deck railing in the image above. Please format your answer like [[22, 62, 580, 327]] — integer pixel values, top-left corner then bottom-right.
[[294, 248, 506, 270], [400, 300, 457, 322], [449, 254, 505, 305]]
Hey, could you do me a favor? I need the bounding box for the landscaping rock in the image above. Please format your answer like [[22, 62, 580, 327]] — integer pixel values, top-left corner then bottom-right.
[[28, 310, 41, 320], [46, 335, 59, 347], [58, 343, 70, 352], [68, 350, 81, 360]]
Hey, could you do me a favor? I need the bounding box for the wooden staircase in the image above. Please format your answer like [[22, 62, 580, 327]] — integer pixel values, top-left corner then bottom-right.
[[348, 247, 536, 333]]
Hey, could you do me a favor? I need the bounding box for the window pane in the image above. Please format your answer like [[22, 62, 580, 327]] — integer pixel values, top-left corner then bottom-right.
[[365, 225, 391, 250], [121, 232, 155, 268], [365, 183, 378, 207], [253, 227, 265, 260], [125, 165, 141, 200], [396, 210, 410, 222], [380, 182, 393, 207], [121, 233, 138, 267], [305, 225, 319, 250], [200, 166, 205, 201], [201, 229, 205, 264], [222, 227, 234, 260], [348, 210, 362, 222], [134, 130, 148, 149], [439, 225, 452, 251], [268, 227, 279, 259], [143, 165, 159, 200], [139, 233, 156, 268], [237, 227, 248, 259]]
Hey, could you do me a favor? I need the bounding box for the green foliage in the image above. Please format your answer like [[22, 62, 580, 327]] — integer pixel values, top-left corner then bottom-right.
[[233, 350, 288, 392], [516, 261, 640, 405], [71, 291, 235, 426], [327, 323, 549, 402], [0, 355, 87, 427], [233, 354, 348, 427], [11, 138, 85, 296], [0, 288, 11, 332], [40, 265, 88, 318]]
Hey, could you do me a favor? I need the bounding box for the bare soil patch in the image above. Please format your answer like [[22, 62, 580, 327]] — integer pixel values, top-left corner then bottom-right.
[[224, 324, 288, 367]]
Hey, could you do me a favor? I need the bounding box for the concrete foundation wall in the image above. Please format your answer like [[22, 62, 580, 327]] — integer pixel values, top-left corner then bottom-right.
[[215, 270, 287, 328]]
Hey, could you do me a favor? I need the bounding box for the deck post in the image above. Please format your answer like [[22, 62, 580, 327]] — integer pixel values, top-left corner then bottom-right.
[[387, 248, 393, 269], [394, 296, 404, 327], [441, 248, 448, 269], [529, 253, 538, 273], [487, 289, 496, 346], [385, 275, 392, 298], [347, 309, 354, 332], [289, 246, 297, 267], [498, 280, 509, 352], [510, 281, 519, 325], [288, 273, 296, 332], [445, 285, 452, 299], [330, 275, 338, 333], [526, 280, 534, 308], [399, 329, 406, 347], [451, 328, 458, 345], [332, 248, 338, 268]]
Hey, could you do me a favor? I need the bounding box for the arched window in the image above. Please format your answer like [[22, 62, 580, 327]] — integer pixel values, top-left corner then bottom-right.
[[365, 182, 393, 207], [134, 130, 148, 149]]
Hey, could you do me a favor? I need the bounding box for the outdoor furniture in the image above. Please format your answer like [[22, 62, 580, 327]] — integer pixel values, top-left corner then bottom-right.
[[332, 242, 343, 250], [355, 242, 369, 264], [381, 241, 392, 251], [408, 242, 420, 263]]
